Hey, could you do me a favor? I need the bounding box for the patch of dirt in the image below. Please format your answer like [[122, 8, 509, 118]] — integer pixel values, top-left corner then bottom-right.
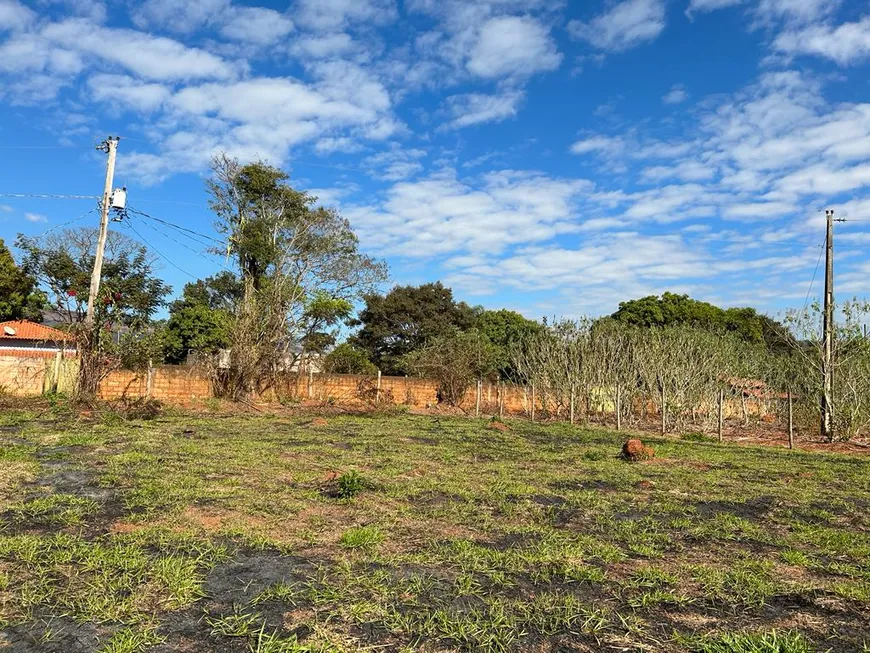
[[309, 418, 329, 427], [0, 615, 101, 653], [550, 479, 617, 492], [694, 495, 777, 520], [151, 548, 323, 653], [486, 421, 510, 433], [411, 490, 465, 506]]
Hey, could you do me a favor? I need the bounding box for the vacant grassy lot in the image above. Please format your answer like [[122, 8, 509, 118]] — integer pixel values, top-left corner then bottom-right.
[[0, 403, 868, 652]]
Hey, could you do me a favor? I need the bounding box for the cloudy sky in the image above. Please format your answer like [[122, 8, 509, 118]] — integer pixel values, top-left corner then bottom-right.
[[1, 0, 869, 320]]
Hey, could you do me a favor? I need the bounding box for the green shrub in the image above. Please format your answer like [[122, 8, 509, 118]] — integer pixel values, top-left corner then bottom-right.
[[337, 470, 366, 499]]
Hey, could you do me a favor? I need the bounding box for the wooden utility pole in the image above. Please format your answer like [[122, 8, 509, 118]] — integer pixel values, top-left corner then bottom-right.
[[821, 209, 836, 442], [85, 137, 119, 326]]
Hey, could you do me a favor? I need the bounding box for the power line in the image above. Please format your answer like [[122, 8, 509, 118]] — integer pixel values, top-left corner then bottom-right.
[[134, 213, 217, 249], [32, 207, 99, 238], [125, 222, 199, 280], [127, 206, 223, 245], [128, 212, 235, 274], [801, 237, 826, 315], [0, 192, 100, 200]]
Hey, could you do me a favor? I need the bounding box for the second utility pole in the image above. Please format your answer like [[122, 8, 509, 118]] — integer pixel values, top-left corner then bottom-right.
[[821, 209, 835, 442], [85, 137, 119, 326]]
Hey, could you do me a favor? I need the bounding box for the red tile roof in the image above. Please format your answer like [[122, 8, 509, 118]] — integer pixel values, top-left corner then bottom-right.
[[0, 320, 74, 342]]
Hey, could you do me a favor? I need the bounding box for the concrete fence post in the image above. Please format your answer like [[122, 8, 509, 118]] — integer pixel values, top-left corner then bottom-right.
[[530, 382, 536, 422], [788, 389, 794, 449], [475, 379, 481, 417], [660, 383, 666, 436], [146, 359, 154, 399], [569, 383, 575, 425], [616, 383, 622, 431], [50, 349, 62, 394], [376, 369, 382, 404]]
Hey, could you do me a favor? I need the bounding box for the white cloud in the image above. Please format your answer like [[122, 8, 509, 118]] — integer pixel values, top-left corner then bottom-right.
[[343, 169, 593, 257], [754, 0, 841, 27], [42, 19, 237, 81], [568, 0, 666, 52], [131, 0, 228, 33], [295, 0, 397, 31], [685, 0, 743, 17], [44, 0, 107, 23], [118, 63, 400, 184], [293, 33, 356, 59], [642, 160, 714, 182], [466, 16, 561, 79], [0, 33, 83, 75], [0, 0, 36, 31], [218, 7, 294, 44], [570, 135, 625, 156], [774, 18, 870, 66], [663, 83, 688, 104], [88, 74, 169, 111], [132, 0, 293, 45], [363, 147, 427, 180], [24, 212, 47, 222], [0, 204, 14, 213], [444, 91, 524, 129], [314, 136, 363, 154]]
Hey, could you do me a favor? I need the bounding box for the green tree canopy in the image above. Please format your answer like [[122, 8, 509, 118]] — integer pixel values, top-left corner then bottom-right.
[[0, 238, 44, 322], [610, 292, 790, 352], [164, 271, 241, 364], [350, 282, 477, 375], [322, 343, 377, 375], [16, 228, 171, 327], [207, 155, 387, 397], [474, 308, 541, 378]]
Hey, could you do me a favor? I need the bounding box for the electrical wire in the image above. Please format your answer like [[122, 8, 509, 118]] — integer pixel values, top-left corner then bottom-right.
[[124, 222, 199, 280], [128, 212, 235, 274], [127, 206, 223, 245], [0, 192, 100, 200], [801, 238, 826, 315], [32, 207, 99, 238]]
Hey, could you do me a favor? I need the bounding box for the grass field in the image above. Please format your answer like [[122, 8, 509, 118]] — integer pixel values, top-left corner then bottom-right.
[[0, 403, 868, 652]]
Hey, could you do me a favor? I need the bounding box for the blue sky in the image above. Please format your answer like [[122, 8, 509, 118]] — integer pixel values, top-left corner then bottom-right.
[[1, 0, 870, 321]]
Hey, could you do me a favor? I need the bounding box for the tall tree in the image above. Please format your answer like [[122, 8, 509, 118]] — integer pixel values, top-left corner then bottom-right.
[[350, 282, 477, 375], [16, 228, 171, 399], [0, 238, 44, 322], [207, 155, 387, 398]]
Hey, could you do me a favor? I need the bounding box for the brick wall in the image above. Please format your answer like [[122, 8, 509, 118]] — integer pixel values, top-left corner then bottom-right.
[[0, 356, 49, 396], [0, 353, 775, 421], [99, 366, 212, 403]]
